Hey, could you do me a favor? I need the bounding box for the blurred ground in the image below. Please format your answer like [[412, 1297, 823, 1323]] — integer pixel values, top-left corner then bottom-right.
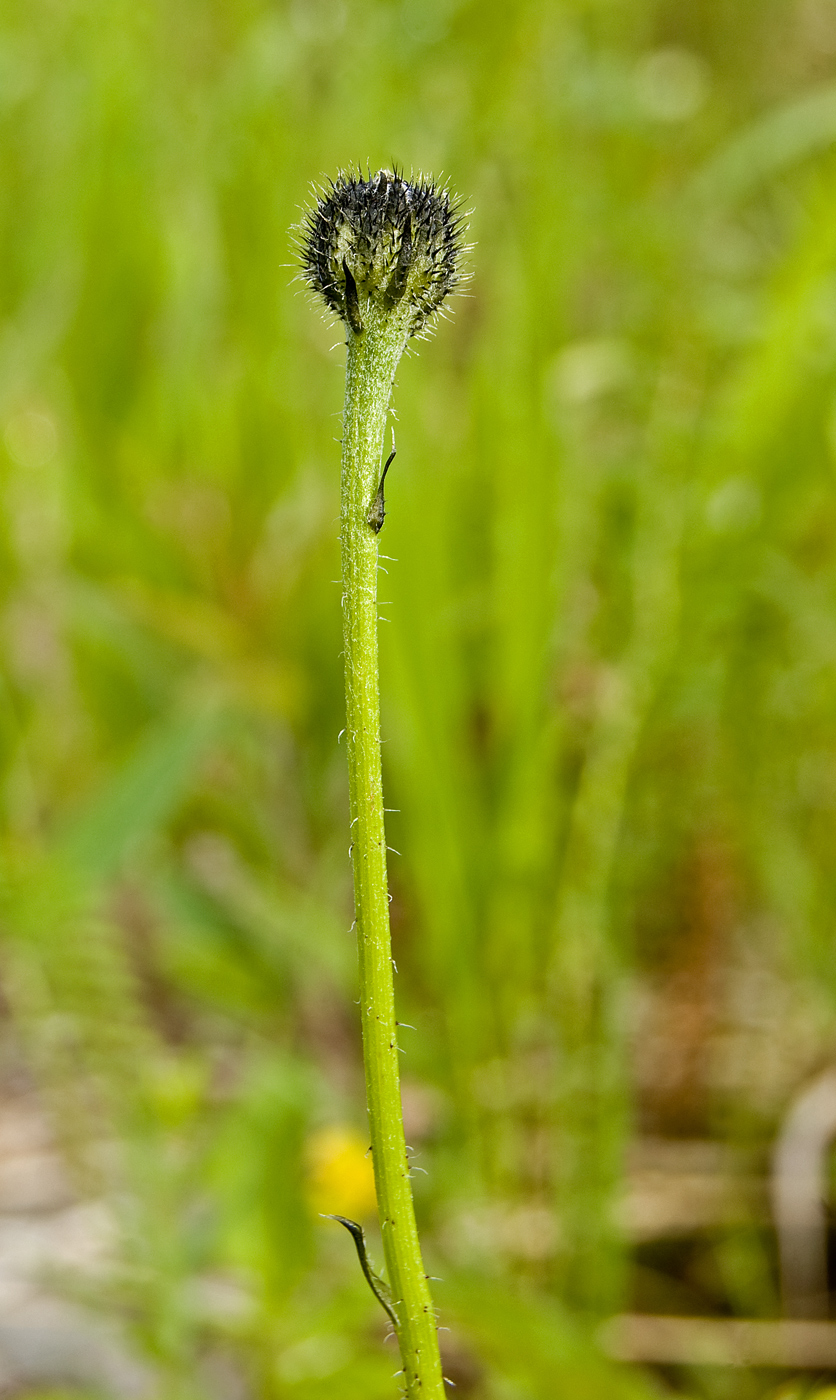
[[0, 1048, 147, 1398]]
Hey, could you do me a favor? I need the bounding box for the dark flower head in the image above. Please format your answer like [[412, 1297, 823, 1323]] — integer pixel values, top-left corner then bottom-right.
[[301, 168, 466, 338]]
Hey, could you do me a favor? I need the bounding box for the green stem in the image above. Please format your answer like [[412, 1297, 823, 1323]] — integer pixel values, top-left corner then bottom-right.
[[340, 300, 445, 1399]]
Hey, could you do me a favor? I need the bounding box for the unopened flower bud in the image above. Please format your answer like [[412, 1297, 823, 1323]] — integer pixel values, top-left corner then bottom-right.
[[301, 168, 466, 338]]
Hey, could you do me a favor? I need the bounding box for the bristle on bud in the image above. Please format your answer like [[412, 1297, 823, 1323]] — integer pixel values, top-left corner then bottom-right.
[[301, 168, 466, 337]]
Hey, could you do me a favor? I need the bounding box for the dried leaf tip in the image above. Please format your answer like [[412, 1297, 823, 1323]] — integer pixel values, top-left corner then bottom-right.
[[301, 168, 467, 338]]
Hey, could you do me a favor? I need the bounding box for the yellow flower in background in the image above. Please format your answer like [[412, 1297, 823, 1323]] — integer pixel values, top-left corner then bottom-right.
[[305, 1125, 377, 1220]]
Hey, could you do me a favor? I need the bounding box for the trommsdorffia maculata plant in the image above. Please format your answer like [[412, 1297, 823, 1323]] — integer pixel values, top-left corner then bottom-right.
[[300, 168, 467, 1397]]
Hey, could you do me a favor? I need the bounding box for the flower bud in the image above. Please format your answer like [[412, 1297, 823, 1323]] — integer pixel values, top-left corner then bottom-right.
[[301, 168, 466, 338]]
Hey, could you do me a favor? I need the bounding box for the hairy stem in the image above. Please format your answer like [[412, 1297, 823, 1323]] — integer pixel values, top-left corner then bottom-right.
[[341, 300, 445, 1398]]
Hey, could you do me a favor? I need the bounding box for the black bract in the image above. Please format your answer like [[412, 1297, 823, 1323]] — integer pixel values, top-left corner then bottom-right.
[[301, 169, 465, 337]]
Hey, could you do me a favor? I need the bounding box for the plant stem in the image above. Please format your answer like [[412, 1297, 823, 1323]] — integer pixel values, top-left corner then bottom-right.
[[340, 300, 445, 1399]]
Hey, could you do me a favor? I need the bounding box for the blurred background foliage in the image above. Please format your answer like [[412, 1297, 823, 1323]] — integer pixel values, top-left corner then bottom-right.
[[3, 0, 836, 1397]]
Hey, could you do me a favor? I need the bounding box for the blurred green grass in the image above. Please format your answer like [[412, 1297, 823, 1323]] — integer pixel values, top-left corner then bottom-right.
[[3, 0, 836, 1396]]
